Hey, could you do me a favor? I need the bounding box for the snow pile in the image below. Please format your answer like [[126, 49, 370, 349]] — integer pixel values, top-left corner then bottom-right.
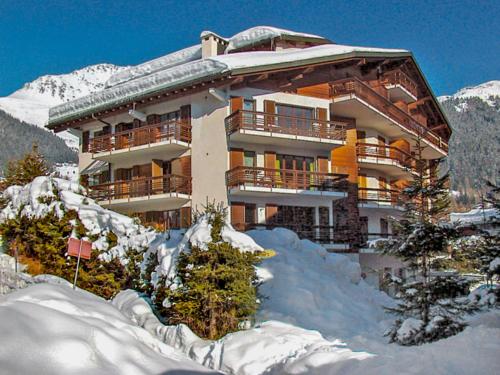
[[225, 26, 326, 52], [114, 290, 374, 374], [247, 228, 390, 339], [53, 162, 79, 182], [0, 283, 217, 375], [0, 176, 160, 262]]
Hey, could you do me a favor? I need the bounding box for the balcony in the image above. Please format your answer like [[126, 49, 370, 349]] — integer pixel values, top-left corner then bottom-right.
[[381, 70, 418, 103], [226, 166, 348, 198], [225, 110, 347, 150], [90, 121, 191, 165], [247, 223, 351, 246], [331, 78, 448, 156], [358, 187, 402, 209], [89, 174, 191, 212], [356, 142, 416, 177]]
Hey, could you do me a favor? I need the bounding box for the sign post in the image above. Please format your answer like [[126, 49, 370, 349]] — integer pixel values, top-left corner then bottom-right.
[[67, 238, 92, 290]]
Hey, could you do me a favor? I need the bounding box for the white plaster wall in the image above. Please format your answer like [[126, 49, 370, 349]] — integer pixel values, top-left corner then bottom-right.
[[190, 91, 230, 209]]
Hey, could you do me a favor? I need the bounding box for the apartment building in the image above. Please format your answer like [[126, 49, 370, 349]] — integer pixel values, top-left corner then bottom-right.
[[47, 26, 451, 286]]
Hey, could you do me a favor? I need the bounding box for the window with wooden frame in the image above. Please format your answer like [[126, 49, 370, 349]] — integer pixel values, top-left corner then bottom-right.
[[243, 151, 256, 167], [242, 99, 256, 125], [380, 218, 389, 237], [244, 204, 257, 225], [276, 103, 314, 129], [276, 154, 315, 172]]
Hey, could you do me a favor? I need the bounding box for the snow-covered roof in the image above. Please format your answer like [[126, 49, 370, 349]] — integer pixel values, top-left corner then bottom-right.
[[225, 26, 328, 53], [48, 26, 410, 127]]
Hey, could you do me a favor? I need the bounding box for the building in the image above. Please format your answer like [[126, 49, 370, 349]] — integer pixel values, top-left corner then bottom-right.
[[47, 26, 451, 287]]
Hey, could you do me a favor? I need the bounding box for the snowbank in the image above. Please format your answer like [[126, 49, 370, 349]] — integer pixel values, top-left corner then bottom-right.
[[0, 176, 161, 262], [247, 228, 391, 339], [113, 289, 374, 374], [0, 283, 217, 375]]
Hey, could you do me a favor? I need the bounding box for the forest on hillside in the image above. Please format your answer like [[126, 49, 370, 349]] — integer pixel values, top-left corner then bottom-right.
[[441, 97, 500, 208], [0, 109, 77, 175]]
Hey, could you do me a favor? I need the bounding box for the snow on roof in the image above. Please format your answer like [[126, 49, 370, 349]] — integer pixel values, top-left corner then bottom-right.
[[225, 26, 327, 53], [212, 43, 408, 73], [49, 58, 228, 123], [105, 45, 202, 89], [48, 28, 409, 126]]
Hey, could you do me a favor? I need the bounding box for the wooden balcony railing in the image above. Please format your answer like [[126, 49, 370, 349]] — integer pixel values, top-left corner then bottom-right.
[[381, 70, 418, 98], [358, 187, 401, 205], [356, 142, 416, 171], [226, 166, 348, 192], [246, 223, 351, 244], [331, 78, 448, 152], [89, 175, 192, 201], [90, 120, 191, 153], [225, 110, 347, 142]]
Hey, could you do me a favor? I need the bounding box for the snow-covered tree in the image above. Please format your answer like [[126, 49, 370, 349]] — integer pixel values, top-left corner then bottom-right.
[[381, 136, 476, 345], [150, 203, 262, 340]]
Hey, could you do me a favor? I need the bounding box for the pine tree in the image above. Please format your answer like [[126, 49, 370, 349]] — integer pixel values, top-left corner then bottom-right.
[[158, 203, 262, 339], [381, 136, 476, 345], [0, 143, 50, 192]]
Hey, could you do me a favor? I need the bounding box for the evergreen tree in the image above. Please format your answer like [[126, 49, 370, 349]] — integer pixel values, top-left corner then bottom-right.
[[381, 136, 476, 345], [157, 203, 262, 340], [0, 143, 50, 192]]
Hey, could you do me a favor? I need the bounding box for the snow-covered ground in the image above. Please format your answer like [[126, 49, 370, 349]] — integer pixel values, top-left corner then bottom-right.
[[1, 179, 499, 374], [0, 282, 218, 375]]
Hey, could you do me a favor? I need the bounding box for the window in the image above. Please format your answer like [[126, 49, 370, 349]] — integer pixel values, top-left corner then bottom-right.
[[276, 104, 314, 129], [276, 154, 315, 171], [160, 110, 180, 122], [244, 204, 257, 224], [380, 218, 389, 237], [244, 151, 256, 167]]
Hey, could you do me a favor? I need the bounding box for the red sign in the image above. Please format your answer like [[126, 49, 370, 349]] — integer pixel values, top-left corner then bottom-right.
[[68, 238, 92, 260]]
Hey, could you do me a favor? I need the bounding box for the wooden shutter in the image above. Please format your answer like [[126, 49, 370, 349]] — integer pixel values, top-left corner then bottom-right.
[[264, 151, 276, 169], [265, 204, 278, 224], [358, 173, 367, 199], [230, 148, 244, 168], [180, 105, 191, 126], [230, 97, 243, 113], [316, 107, 327, 137], [180, 207, 192, 228], [82, 131, 90, 152], [264, 100, 275, 127], [317, 157, 329, 173], [231, 202, 245, 230]]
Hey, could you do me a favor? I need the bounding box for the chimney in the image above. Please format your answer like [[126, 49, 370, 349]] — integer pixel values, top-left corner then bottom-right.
[[201, 32, 227, 58]]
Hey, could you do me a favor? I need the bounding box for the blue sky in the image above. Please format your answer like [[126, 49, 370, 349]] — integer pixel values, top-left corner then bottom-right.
[[0, 0, 498, 96]]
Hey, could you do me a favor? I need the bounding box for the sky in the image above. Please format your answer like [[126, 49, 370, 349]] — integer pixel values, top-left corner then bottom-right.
[[0, 0, 499, 97]]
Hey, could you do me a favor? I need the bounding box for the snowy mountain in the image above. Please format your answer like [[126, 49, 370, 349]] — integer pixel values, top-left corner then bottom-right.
[[439, 80, 500, 207], [0, 63, 126, 149], [439, 80, 500, 108]]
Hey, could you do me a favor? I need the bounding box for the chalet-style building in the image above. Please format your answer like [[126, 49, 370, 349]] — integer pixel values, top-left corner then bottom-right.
[[47, 26, 451, 287]]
